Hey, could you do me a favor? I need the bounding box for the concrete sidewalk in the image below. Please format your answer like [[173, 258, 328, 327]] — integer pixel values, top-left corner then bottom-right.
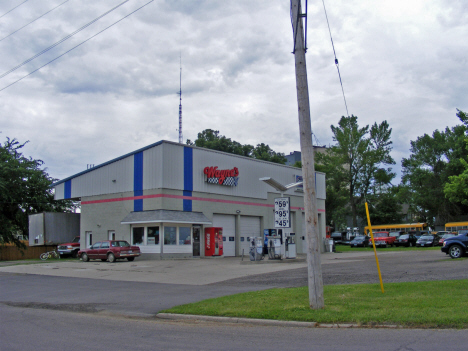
[[0, 251, 395, 285]]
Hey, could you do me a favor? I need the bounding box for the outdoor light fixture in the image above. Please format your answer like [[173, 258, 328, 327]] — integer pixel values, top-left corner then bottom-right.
[[259, 177, 303, 195]]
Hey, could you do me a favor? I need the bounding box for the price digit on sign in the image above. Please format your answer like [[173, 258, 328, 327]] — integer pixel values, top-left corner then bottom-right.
[[274, 197, 291, 228]]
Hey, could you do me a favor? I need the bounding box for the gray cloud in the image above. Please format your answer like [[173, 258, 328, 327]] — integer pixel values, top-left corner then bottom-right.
[[0, 0, 467, 184]]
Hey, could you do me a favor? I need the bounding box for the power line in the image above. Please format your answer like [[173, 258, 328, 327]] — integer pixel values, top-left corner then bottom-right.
[[0, 0, 72, 43], [0, 0, 29, 20], [0, 0, 130, 80], [0, 0, 155, 93], [321, 0, 350, 117]]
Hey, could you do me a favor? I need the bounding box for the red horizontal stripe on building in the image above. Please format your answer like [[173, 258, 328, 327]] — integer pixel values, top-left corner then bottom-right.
[[81, 193, 325, 212]]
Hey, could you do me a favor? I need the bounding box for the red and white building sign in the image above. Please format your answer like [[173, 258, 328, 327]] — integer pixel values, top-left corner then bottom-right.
[[204, 166, 239, 186]]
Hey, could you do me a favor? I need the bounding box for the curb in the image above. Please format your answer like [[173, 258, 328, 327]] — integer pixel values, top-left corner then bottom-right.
[[156, 313, 401, 329]]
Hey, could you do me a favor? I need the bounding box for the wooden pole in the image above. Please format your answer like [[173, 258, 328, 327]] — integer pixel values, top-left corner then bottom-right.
[[290, 0, 324, 309]]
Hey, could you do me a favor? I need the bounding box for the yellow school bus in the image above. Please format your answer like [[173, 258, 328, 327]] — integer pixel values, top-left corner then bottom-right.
[[364, 223, 427, 235], [445, 221, 468, 234]]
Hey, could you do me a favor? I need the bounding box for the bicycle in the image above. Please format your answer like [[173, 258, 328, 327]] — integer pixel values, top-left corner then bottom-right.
[[40, 250, 60, 261]]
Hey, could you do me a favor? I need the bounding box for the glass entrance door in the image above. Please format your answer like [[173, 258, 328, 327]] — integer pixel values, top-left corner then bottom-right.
[[192, 226, 200, 257]]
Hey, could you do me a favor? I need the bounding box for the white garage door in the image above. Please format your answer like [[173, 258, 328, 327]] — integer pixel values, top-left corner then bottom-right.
[[213, 214, 236, 257], [240, 216, 261, 256]]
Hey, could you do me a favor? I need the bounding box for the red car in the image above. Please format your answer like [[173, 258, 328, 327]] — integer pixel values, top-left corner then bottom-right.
[[78, 240, 140, 262], [368, 231, 396, 248]]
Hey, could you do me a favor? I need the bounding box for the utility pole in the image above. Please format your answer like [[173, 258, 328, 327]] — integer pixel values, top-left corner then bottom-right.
[[178, 55, 183, 144], [290, 0, 324, 309]]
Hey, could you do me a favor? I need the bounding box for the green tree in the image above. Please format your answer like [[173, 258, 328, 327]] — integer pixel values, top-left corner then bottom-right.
[[318, 116, 395, 227], [444, 110, 468, 206], [402, 110, 468, 225], [187, 129, 286, 164], [358, 187, 403, 225], [186, 129, 253, 156], [251, 143, 287, 164], [0, 138, 75, 248], [315, 158, 349, 231]]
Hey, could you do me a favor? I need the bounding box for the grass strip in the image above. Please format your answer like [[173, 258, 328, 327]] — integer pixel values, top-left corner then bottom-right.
[[335, 245, 441, 253], [163, 279, 468, 328]]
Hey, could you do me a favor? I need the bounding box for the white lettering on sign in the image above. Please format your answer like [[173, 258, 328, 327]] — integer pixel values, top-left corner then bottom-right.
[[204, 166, 239, 186]]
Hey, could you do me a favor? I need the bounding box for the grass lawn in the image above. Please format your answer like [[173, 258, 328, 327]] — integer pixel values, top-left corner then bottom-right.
[[163, 279, 468, 328], [335, 245, 441, 253]]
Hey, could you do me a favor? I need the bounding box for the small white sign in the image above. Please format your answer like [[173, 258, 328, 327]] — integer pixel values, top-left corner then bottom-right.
[[274, 197, 291, 228]]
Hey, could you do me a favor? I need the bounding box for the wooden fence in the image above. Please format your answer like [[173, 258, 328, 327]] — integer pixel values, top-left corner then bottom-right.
[[0, 242, 58, 261]]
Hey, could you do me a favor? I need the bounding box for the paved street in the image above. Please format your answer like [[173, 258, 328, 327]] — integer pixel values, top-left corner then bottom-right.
[[1, 249, 467, 350], [2, 303, 467, 351], [0, 249, 464, 316]]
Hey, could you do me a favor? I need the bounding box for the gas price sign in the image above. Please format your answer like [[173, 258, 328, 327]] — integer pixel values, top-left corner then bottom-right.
[[274, 197, 291, 228]]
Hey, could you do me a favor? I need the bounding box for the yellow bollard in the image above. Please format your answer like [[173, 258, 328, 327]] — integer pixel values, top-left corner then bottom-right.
[[365, 202, 385, 293]]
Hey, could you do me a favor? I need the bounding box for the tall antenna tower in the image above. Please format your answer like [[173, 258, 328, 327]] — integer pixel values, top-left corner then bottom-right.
[[178, 55, 183, 144]]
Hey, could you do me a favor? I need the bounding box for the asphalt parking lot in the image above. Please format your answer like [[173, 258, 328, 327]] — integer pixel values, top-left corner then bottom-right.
[[0, 249, 464, 317]]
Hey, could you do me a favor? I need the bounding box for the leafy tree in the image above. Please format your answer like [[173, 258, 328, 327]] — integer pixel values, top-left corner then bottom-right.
[[0, 138, 75, 248], [317, 116, 395, 228], [444, 110, 468, 206], [251, 143, 287, 164], [444, 162, 468, 206], [402, 110, 468, 225], [186, 129, 252, 157], [315, 159, 349, 231], [292, 161, 302, 168], [187, 129, 286, 164], [358, 187, 403, 225]]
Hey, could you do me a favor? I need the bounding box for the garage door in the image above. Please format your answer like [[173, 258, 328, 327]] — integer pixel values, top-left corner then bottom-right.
[[213, 214, 236, 257], [240, 216, 261, 256]]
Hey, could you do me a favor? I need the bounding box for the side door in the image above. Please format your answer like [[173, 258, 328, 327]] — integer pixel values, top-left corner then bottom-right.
[[88, 242, 102, 259], [98, 241, 110, 259]]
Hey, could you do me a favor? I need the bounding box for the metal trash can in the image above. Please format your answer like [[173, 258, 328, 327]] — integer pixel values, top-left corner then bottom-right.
[[328, 239, 335, 252]]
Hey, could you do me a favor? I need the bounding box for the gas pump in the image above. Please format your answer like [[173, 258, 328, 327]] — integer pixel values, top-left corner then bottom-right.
[[249, 237, 264, 261], [284, 233, 296, 259], [267, 235, 282, 259]]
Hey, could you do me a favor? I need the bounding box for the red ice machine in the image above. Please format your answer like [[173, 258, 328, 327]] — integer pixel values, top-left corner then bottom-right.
[[205, 227, 224, 256]]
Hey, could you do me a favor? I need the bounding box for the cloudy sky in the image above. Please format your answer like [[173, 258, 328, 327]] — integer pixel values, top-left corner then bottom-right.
[[1, 0, 467, 183]]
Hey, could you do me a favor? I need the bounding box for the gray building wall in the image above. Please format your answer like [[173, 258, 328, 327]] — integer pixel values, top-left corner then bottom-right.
[[53, 141, 327, 258]]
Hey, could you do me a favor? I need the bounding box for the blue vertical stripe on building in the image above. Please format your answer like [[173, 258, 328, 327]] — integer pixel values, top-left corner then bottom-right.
[[183, 147, 193, 212], [134, 151, 143, 212], [64, 180, 72, 199]]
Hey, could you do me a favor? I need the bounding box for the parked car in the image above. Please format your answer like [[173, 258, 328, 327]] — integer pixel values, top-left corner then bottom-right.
[[349, 235, 370, 247], [416, 234, 440, 247], [330, 232, 345, 245], [441, 232, 468, 259], [57, 236, 81, 258], [368, 231, 396, 248], [408, 230, 424, 240], [438, 233, 456, 246], [389, 231, 402, 242], [394, 233, 418, 247], [78, 240, 141, 262]]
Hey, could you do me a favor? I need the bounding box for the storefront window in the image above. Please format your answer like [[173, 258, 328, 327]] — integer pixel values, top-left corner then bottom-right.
[[132, 227, 144, 245], [164, 226, 177, 245], [179, 227, 191, 245], [147, 226, 159, 245]]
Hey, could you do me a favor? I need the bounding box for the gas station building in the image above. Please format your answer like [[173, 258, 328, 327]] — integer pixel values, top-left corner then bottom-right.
[[52, 140, 326, 259]]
